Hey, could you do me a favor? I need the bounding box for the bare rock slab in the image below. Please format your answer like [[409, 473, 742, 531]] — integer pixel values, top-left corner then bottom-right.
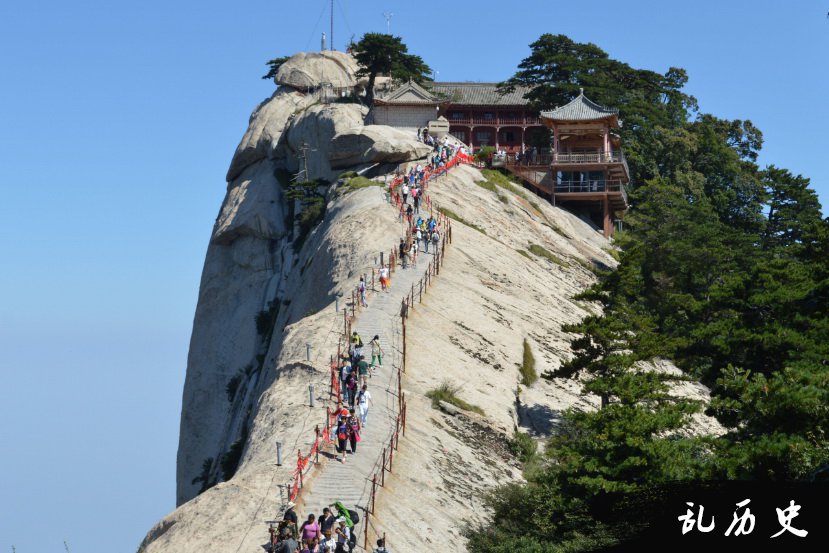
[[329, 125, 432, 168]]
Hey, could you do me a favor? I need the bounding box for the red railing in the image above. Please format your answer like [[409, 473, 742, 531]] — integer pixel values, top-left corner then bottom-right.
[[278, 144, 463, 551], [361, 227, 453, 550]]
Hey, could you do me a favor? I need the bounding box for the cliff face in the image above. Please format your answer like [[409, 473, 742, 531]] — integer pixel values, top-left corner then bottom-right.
[[150, 150, 622, 551], [175, 52, 429, 506], [147, 52, 717, 553]]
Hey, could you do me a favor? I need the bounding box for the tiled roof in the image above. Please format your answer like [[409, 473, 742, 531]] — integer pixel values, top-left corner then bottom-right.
[[374, 80, 441, 105], [540, 90, 619, 122], [427, 82, 532, 106]]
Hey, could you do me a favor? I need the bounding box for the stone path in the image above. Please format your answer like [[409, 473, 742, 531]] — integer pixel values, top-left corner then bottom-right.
[[298, 212, 438, 538]]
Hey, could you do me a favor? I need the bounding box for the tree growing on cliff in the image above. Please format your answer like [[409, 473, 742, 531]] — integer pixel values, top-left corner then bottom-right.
[[262, 55, 290, 81], [352, 33, 432, 105]]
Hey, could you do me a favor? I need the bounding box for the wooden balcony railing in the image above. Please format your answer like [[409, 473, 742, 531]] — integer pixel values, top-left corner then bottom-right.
[[553, 150, 623, 164], [555, 179, 629, 204], [447, 116, 542, 126]]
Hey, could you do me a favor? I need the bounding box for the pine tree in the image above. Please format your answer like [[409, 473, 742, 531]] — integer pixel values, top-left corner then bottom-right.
[[351, 33, 431, 105]]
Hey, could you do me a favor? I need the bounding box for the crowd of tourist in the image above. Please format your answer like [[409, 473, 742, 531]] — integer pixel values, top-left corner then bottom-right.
[[264, 331, 389, 553], [266, 500, 389, 553]]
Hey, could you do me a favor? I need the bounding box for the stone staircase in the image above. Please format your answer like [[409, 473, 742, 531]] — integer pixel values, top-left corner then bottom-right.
[[298, 242, 436, 529]]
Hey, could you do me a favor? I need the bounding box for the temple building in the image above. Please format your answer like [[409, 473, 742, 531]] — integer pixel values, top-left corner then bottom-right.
[[370, 80, 447, 132], [428, 82, 543, 152], [371, 81, 543, 151], [372, 82, 629, 237]]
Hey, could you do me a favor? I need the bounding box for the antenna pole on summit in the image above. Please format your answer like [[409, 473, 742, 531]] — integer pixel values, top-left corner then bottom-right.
[[330, 0, 334, 50]]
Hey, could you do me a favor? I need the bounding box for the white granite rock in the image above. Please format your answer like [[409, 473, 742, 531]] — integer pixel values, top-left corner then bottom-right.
[[328, 124, 432, 168]]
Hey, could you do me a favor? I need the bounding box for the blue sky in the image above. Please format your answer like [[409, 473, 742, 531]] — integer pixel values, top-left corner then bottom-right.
[[1, 1, 827, 551]]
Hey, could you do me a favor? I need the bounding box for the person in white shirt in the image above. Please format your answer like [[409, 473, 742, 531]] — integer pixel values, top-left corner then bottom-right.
[[379, 265, 390, 292], [357, 384, 373, 426], [334, 518, 350, 553], [319, 528, 336, 552]]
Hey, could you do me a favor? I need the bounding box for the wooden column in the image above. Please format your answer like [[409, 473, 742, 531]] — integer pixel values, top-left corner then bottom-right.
[[603, 195, 612, 238], [603, 124, 610, 160]]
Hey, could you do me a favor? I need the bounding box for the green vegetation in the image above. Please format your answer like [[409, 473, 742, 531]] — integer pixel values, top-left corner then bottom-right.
[[352, 33, 432, 104], [262, 55, 290, 81], [438, 206, 486, 235], [571, 256, 595, 272], [508, 432, 538, 464], [481, 169, 528, 199], [226, 373, 243, 403], [527, 244, 568, 267], [339, 175, 383, 194], [226, 364, 256, 404], [220, 421, 249, 481], [602, 246, 621, 262], [520, 339, 537, 386], [515, 249, 531, 259], [474, 178, 497, 193], [541, 221, 572, 239], [474, 145, 495, 164], [284, 179, 328, 252], [191, 457, 216, 494], [479, 169, 554, 215], [255, 300, 281, 339], [470, 33, 829, 553], [426, 381, 485, 415]]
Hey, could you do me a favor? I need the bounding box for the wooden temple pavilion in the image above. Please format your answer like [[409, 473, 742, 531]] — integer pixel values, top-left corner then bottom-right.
[[428, 82, 544, 153], [372, 81, 629, 238], [370, 81, 544, 152], [505, 89, 630, 237]]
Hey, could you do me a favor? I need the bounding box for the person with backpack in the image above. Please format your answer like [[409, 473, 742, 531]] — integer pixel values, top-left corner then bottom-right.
[[347, 409, 361, 453], [332, 502, 359, 552], [336, 419, 349, 464], [356, 355, 370, 387], [283, 501, 298, 534], [358, 276, 368, 308], [345, 373, 358, 409], [350, 331, 363, 357]]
